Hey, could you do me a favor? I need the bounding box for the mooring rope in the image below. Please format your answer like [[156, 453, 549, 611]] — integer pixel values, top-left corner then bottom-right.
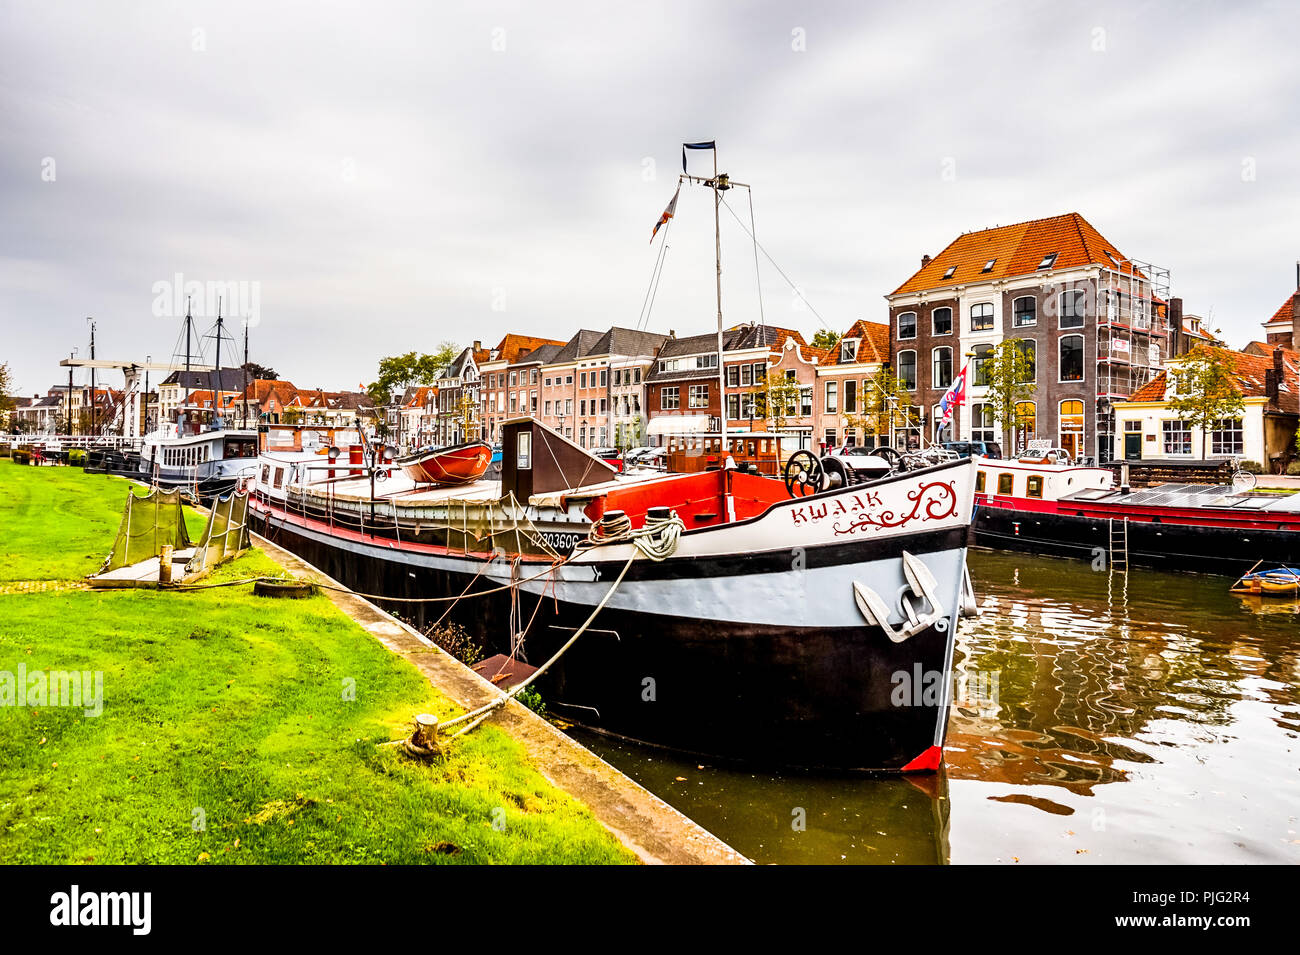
[[437, 552, 639, 740]]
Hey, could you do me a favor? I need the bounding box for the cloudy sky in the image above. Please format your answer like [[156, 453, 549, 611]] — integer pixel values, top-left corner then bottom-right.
[[3, 0, 1299, 395]]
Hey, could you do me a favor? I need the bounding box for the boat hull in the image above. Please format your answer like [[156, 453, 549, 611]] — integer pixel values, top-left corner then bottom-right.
[[250, 460, 976, 772], [974, 504, 1300, 575], [399, 442, 491, 486]]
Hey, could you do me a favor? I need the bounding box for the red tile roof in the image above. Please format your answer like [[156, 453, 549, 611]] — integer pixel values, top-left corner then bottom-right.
[[493, 334, 567, 365], [1266, 290, 1300, 326], [834, 320, 891, 365], [892, 212, 1144, 295], [1130, 345, 1299, 414]]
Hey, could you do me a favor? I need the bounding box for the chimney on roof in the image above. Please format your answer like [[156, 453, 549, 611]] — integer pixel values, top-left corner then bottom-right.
[[921, 254, 932, 269], [472, 340, 481, 352], [668, 329, 676, 338], [1168, 297, 1184, 355], [1291, 290, 1300, 352]]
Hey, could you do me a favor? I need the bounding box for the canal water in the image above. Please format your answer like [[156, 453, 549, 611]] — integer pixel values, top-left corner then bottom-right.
[[569, 549, 1300, 864]]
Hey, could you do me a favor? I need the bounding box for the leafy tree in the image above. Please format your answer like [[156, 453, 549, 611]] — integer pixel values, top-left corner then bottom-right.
[[751, 371, 802, 432], [846, 366, 914, 446], [374, 343, 460, 446], [1167, 346, 1246, 460], [456, 392, 478, 442], [240, 361, 279, 380], [982, 338, 1038, 453], [0, 362, 15, 427], [811, 329, 841, 352]]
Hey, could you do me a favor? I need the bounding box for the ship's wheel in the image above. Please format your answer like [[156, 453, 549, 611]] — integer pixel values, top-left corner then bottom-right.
[[784, 450, 824, 498]]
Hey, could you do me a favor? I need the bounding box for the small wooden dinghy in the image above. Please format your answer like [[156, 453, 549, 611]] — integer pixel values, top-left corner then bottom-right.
[[1230, 567, 1300, 596], [397, 441, 492, 487]]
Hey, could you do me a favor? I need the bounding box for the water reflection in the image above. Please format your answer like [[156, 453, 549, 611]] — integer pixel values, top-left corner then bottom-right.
[[570, 549, 1300, 864]]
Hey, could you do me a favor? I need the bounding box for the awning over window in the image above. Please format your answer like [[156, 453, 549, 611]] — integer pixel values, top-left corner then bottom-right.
[[647, 414, 711, 436]]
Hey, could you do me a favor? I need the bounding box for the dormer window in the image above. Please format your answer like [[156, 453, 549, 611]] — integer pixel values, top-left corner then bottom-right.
[[981, 259, 996, 273], [840, 339, 859, 363], [1038, 252, 1058, 270], [942, 265, 957, 279]]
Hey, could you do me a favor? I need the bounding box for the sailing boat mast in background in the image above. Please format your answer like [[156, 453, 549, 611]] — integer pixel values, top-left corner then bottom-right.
[[182, 297, 193, 433]]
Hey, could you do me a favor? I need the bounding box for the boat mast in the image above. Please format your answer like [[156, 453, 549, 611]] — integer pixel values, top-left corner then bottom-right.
[[242, 319, 249, 429], [213, 297, 223, 428], [712, 147, 724, 439], [183, 297, 192, 432], [87, 318, 96, 435]]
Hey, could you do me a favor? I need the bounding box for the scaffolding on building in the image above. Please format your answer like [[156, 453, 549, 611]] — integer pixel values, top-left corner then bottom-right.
[[1094, 256, 1171, 462]]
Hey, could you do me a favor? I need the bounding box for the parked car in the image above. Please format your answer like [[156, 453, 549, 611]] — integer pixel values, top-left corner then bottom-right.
[[942, 440, 1003, 460], [623, 446, 658, 465]]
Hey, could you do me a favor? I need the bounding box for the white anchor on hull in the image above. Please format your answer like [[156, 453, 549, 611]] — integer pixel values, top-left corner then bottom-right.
[[853, 551, 950, 643]]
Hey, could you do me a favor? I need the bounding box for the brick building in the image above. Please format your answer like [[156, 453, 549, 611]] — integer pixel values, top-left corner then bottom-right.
[[887, 212, 1171, 462]]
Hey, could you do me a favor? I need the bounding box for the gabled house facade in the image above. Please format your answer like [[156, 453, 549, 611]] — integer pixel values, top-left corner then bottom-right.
[[887, 212, 1171, 462], [1113, 344, 1298, 469], [815, 319, 892, 450]]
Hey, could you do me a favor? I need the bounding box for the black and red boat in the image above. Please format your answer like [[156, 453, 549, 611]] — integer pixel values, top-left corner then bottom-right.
[[249, 419, 979, 772], [972, 455, 1300, 575]]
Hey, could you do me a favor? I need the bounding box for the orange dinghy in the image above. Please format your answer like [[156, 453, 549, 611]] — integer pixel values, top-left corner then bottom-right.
[[398, 441, 492, 487]]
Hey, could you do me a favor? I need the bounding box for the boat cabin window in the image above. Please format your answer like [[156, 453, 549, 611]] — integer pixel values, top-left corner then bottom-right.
[[975, 470, 985, 492], [517, 432, 531, 470], [273, 467, 285, 488], [261, 464, 270, 483], [1026, 475, 1044, 498], [997, 473, 1014, 495]]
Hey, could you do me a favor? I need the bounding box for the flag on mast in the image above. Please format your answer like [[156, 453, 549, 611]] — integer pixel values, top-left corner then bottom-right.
[[938, 359, 970, 426], [682, 140, 716, 173], [650, 187, 679, 243]]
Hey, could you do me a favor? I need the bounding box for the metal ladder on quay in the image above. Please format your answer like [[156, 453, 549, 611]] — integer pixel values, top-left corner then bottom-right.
[[1108, 516, 1129, 572]]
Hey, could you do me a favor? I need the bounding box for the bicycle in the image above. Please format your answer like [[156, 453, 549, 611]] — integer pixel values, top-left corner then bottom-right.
[[1229, 456, 1256, 492]]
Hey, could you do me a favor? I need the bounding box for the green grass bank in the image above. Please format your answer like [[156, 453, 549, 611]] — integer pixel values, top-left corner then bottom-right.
[[0, 463, 634, 864]]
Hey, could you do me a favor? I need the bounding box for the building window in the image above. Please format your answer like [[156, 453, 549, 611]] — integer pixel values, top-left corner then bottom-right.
[[726, 365, 740, 387], [741, 363, 753, 387], [932, 307, 953, 336], [1210, 418, 1243, 456], [981, 259, 996, 273], [1059, 335, 1085, 382], [897, 350, 917, 391], [1026, 475, 1044, 498], [897, 311, 917, 340], [1060, 400, 1084, 461], [1014, 401, 1036, 451], [565, 399, 573, 415], [942, 265, 957, 279], [800, 387, 813, 417], [971, 302, 994, 331], [661, 387, 680, 410], [726, 394, 740, 420], [600, 370, 608, 387], [1059, 289, 1085, 329], [1013, 296, 1037, 327], [972, 343, 993, 387], [825, 381, 838, 413], [1162, 419, 1192, 455], [997, 473, 1014, 495], [972, 403, 995, 443], [932, 347, 953, 389], [753, 362, 766, 382], [1017, 340, 1036, 383], [841, 339, 858, 363], [544, 400, 552, 416], [689, 384, 709, 409], [824, 429, 837, 448], [1038, 252, 1058, 270], [580, 372, 587, 388], [579, 400, 586, 416], [844, 379, 857, 414]]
